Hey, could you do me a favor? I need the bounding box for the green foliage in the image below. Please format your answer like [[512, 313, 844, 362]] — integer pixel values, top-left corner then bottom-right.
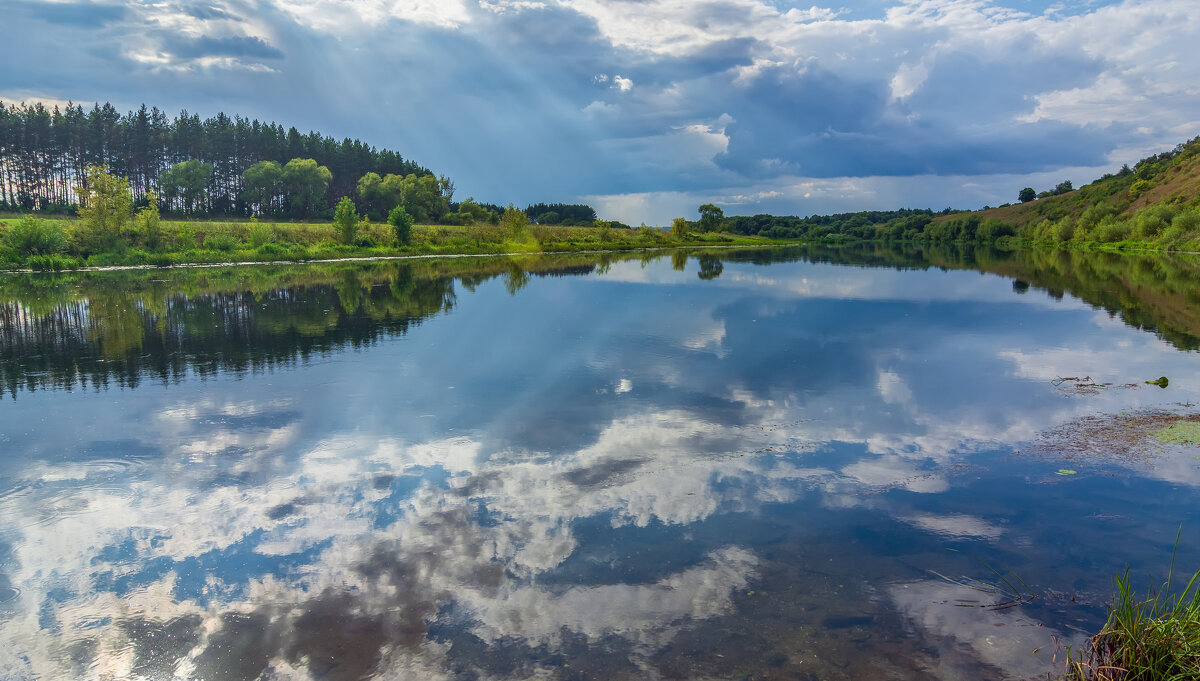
[[501, 205, 530, 241], [5, 215, 67, 255], [388, 206, 414, 245], [1053, 218, 1076, 242], [243, 161, 284, 215], [74, 165, 133, 254], [159, 160, 214, 215], [1019, 187, 1036, 203], [525, 203, 596, 225], [975, 219, 1015, 241], [204, 233, 239, 252], [246, 217, 275, 248], [134, 191, 162, 250], [0, 100, 438, 219], [1068, 534, 1200, 681], [358, 171, 449, 223], [671, 217, 689, 238], [698, 203, 725, 232], [284, 158, 333, 218], [448, 197, 494, 225], [1129, 178, 1153, 199], [26, 254, 83, 271], [333, 196, 360, 245], [595, 220, 613, 242], [1094, 217, 1133, 243]]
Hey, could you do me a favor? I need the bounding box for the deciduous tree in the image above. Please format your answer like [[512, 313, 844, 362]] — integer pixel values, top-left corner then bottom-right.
[[698, 203, 724, 232], [74, 165, 132, 253]]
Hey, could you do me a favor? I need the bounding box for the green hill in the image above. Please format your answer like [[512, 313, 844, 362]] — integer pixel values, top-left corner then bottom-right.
[[927, 135, 1200, 248]]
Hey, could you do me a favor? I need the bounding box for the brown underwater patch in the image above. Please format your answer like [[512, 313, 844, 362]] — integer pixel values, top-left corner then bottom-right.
[[1027, 409, 1200, 463]]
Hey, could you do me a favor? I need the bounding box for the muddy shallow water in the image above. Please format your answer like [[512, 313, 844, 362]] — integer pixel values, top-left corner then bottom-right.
[[2, 247, 1200, 680]]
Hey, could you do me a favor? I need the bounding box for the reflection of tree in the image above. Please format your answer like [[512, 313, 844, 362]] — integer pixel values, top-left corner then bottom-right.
[[503, 264, 530, 296], [6, 243, 1199, 396], [697, 255, 724, 281], [0, 264, 461, 396], [671, 252, 688, 271]]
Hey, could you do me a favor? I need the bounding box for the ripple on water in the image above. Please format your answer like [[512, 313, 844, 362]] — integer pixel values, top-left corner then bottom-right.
[[17, 458, 150, 529]]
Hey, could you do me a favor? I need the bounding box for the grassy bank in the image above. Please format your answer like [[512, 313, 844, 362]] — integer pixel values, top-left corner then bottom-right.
[[0, 215, 782, 271]]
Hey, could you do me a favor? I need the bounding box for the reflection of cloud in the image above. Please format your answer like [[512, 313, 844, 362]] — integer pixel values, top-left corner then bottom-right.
[[901, 513, 1006, 540], [7, 256, 1200, 679], [890, 580, 1078, 679], [842, 455, 949, 493], [470, 547, 757, 646]]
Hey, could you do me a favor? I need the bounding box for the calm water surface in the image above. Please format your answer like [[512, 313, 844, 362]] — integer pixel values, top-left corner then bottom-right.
[[2, 247, 1200, 680]]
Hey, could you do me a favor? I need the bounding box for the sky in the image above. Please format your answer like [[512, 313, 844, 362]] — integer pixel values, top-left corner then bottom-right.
[[1, 0, 1198, 225]]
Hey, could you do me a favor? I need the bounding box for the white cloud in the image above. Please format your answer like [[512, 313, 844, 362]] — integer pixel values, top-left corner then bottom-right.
[[272, 0, 471, 31]]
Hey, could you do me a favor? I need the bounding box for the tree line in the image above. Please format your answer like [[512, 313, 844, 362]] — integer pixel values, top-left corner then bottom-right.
[[0, 100, 432, 217]]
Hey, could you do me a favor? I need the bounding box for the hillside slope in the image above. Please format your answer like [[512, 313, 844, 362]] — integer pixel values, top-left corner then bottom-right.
[[948, 136, 1200, 231]]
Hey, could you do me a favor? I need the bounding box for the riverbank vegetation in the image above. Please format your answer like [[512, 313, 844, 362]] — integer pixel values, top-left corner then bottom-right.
[[677, 136, 1200, 253], [1067, 537, 1200, 681], [0, 199, 762, 271]]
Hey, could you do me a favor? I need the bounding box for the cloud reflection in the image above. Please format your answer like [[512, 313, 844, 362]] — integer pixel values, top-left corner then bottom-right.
[[3, 254, 1200, 679]]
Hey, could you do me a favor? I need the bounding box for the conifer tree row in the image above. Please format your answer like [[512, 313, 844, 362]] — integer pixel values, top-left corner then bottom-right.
[[0, 101, 433, 216]]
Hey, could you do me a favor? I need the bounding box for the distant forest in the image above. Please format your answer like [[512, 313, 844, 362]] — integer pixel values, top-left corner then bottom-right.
[[0, 101, 432, 216]]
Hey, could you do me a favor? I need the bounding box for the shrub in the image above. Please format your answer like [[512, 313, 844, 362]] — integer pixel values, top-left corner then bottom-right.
[[500, 205, 530, 241], [204, 233, 239, 252], [1094, 217, 1132, 243], [27, 254, 83, 271], [133, 192, 162, 250], [6, 215, 68, 255], [1053, 218, 1076, 242], [246, 218, 275, 248], [388, 206, 414, 245]]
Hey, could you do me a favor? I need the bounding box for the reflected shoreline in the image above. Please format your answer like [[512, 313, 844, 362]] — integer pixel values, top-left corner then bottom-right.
[[4, 243, 1200, 397]]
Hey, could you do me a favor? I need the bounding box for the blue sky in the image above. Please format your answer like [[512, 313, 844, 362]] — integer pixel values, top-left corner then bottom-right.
[[2, 0, 1197, 224]]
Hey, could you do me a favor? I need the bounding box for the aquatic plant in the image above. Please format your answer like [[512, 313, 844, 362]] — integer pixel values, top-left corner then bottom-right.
[[1068, 532, 1200, 681]]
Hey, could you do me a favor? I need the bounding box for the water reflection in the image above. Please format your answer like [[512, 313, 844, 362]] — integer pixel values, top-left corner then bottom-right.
[[2, 247, 1200, 680]]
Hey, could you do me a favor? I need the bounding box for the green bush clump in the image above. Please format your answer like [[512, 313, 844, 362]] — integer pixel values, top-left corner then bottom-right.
[[246, 218, 275, 248], [27, 254, 83, 271], [204, 233, 239, 252], [6, 215, 67, 255]]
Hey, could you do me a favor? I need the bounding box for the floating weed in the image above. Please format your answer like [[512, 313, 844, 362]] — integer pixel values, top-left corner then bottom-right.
[[1154, 422, 1200, 446], [1056, 469, 1079, 476], [935, 551, 1038, 611], [1067, 529, 1200, 681]]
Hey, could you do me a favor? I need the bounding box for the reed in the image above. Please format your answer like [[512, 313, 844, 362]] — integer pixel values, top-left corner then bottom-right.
[[1068, 531, 1200, 680]]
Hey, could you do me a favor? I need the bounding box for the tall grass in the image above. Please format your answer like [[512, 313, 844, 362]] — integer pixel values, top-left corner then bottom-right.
[[1069, 532, 1200, 681]]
